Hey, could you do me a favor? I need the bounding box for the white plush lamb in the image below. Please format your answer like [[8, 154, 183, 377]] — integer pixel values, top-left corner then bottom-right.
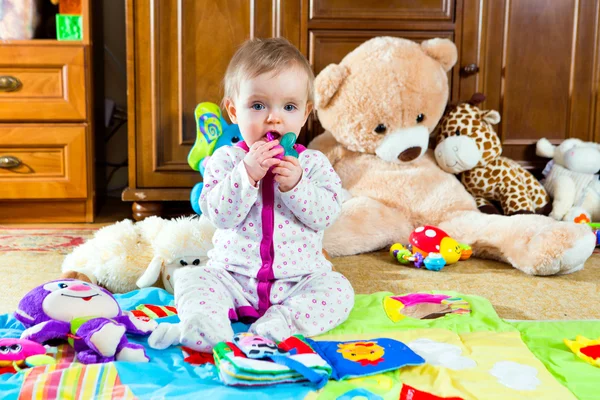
[[61, 215, 216, 294], [536, 138, 600, 222]]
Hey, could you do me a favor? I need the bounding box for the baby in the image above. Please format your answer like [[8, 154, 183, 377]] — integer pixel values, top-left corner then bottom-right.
[[149, 37, 354, 352]]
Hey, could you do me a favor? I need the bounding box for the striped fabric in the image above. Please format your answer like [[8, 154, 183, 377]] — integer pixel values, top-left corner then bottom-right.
[[18, 345, 136, 400], [131, 304, 177, 320]]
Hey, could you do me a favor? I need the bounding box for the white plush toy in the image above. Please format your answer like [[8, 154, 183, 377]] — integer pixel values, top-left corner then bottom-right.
[[61, 215, 216, 294], [536, 138, 600, 222]]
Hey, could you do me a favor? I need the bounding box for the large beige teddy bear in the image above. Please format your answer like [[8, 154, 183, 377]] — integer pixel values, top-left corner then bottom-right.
[[308, 36, 595, 275]]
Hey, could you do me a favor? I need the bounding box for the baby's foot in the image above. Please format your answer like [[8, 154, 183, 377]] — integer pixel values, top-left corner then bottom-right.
[[249, 314, 292, 342], [179, 315, 234, 352]]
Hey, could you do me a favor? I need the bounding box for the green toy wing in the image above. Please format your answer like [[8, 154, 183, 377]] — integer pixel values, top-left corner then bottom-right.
[[187, 102, 223, 171]]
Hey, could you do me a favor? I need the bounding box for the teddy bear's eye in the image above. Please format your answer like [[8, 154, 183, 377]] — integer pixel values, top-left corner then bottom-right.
[[416, 114, 425, 123], [374, 124, 387, 134], [455, 129, 461, 136], [180, 260, 188, 266]]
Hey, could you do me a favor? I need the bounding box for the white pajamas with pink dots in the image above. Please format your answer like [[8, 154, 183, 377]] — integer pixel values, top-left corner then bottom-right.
[[171, 143, 354, 352]]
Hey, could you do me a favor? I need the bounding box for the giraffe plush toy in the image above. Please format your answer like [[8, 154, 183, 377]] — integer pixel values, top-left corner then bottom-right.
[[434, 94, 550, 215]]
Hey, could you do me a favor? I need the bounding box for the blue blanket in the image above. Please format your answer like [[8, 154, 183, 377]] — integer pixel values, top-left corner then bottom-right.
[[0, 288, 314, 400]]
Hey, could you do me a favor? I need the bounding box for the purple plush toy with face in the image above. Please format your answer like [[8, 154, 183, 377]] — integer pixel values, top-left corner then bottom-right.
[[15, 279, 157, 364]]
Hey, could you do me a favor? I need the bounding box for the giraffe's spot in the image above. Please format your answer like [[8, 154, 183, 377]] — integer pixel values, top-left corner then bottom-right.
[[462, 119, 470, 124], [536, 198, 544, 205], [483, 170, 491, 178], [472, 120, 481, 126], [492, 169, 501, 176], [483, 142, 492, 150], [518, 185, 525, 191], [461, 128, 469, 135], [477, 180, 485, 188]]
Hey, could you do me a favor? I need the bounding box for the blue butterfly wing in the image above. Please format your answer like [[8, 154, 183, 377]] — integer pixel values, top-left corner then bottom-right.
[[280, 133, 298, 157]]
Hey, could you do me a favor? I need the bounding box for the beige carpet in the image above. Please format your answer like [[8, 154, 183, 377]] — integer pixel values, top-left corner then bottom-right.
[[1, 228, 599, 320]]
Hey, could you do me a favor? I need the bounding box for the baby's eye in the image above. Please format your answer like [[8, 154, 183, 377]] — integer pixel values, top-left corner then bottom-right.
[[251, 103, 265, 111], [284, 104, 297, 112]]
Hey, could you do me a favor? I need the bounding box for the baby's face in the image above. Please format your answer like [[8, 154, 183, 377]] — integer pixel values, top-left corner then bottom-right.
[[227, 65, 312, 146]]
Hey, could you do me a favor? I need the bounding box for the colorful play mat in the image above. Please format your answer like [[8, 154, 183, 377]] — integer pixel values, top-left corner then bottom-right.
[[1, 288, 599, 399]]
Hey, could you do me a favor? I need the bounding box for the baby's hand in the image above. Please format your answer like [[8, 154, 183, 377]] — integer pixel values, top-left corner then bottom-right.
[[244, 140, 283, 185], [273, 156, 303, 192]]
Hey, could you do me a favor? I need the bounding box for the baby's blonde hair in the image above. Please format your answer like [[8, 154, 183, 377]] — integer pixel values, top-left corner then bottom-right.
[[223, 37, 314, 104]]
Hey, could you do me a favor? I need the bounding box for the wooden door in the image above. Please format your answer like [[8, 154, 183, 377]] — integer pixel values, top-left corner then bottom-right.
[[126, 0, 302, 191], [459, 0, 600, 170]]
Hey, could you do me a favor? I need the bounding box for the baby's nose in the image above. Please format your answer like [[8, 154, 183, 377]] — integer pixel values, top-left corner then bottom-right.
[[267, 113, 281, 123]]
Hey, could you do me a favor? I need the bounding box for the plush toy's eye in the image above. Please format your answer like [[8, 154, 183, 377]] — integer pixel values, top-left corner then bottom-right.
[[231, 136, 240, 143], [58, 283, 68, 289], [180, 260, 188, 266], [374, 124, 387, 134], [455, 129, 461, 136], [0, 346, 8, 354], [9, 344, 21, 353], [192, 259, 200, 266], [416, 114, 425, 123]]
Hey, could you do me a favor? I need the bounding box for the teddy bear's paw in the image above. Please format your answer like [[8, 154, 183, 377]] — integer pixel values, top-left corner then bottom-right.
[[514, 223, 595, 276], [556, 230, 596, 275], [90, 323, 127, 356]]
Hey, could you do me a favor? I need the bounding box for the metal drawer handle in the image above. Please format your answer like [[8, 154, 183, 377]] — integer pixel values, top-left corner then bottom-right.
[[0, 76, 22, 92], [0, 156, 22, 169]]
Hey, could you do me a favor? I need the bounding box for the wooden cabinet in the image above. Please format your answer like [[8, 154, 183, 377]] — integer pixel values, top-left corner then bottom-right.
[[0, 1, 97, 222], [459, 0, 600, 171], [124, 0, 600, 219]]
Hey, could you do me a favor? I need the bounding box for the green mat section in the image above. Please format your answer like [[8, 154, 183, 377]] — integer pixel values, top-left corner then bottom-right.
[[307, 292, 600, 400], [510, 320, 600, 399]]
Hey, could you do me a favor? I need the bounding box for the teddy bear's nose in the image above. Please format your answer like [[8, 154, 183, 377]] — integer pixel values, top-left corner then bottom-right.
[[399, 147, 421, 162]]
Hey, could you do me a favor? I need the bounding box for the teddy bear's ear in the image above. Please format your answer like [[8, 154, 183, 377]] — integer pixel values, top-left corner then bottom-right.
[[481, 110, 501, 125], [136, 256, 163, 288], [421, 38, 458, 72], [314, 63, 350, 109], [536, 138, 556, 158]]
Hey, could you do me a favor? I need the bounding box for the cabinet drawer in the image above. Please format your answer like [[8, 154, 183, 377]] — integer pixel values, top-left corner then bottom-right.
[[311, 0, 454, 21], [0, 46, 86, 121], [0, 125, 87, 199]]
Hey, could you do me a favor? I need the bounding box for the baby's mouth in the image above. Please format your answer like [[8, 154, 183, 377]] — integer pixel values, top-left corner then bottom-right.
[[265, 131, 281, 141]]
